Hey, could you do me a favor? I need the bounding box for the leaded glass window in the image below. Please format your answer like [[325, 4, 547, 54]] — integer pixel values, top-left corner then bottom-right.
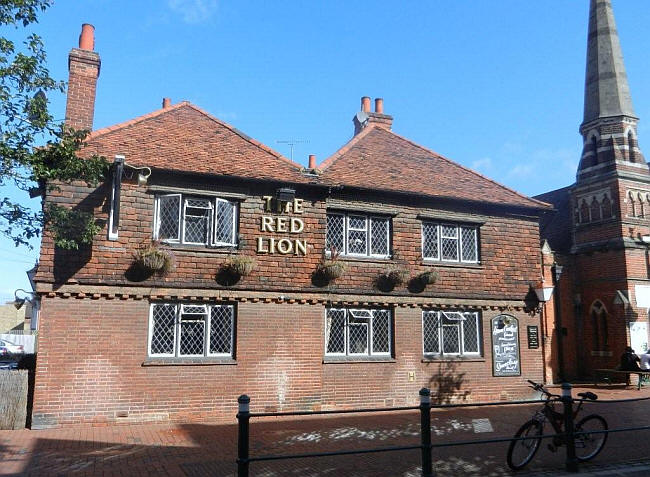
[[422, 310, 481, 357], [154, 194, 237, 246], [326, 212, 390, 258], [325, 308, 392, 356], [149, 303, 235, 358], [422, 222, 479, 264]]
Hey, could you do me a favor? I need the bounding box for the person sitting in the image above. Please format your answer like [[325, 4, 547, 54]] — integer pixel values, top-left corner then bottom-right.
[[620, 346, 642, 371]]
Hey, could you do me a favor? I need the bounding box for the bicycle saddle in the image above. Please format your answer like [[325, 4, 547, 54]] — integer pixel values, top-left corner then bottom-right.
[[577, 391, 598, 400]]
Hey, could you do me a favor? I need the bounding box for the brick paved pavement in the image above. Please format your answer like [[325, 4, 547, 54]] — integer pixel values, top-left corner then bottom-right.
[[1, 384, 650, 476]]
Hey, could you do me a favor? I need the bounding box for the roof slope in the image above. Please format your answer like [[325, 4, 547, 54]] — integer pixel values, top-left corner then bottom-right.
[[320, 126, 550, 210], [83, 102, 308, 183], [534, 186, 573, 253]]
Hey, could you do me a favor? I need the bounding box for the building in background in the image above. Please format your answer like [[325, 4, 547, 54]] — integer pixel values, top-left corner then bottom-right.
[[30, 24, 550, 427], [538, 0, 649, 381]]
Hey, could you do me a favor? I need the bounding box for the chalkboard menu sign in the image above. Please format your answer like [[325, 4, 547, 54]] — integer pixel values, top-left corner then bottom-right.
[[527, 326, 539, 349], [491, 315, 521, 377]]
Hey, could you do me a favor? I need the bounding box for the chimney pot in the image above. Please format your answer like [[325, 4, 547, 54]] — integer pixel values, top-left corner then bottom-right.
[[79, 23, 95, 51], [162, 98, 171, 109], [375, 98, 384, 114], [308, 154, 316, 169], [361, 96, 371, 113]]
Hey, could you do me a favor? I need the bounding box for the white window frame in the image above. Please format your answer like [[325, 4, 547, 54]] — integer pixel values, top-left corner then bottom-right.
[[421, 222, 479, 264], [326, 212, 390, 259], [324, 308, 392, 357], [422, 310, 482, 358], [213, 198, 238, 247], [148, 303, 235, 358], [182, 198, 213, 246], [153, 193, 237, 247], [148, 303, 177, 358], [207, 304, 236, 357], [154, 193, 182, 243]]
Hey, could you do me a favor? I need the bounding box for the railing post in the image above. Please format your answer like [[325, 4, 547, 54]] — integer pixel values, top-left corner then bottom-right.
[[419, 388, 434, 477], [561, 383, 578, 473], [237, 394, 251, 477]]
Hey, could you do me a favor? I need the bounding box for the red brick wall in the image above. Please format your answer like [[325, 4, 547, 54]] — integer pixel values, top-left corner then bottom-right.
[[36, 179, 541, 301], [32, 298, 543, 427]]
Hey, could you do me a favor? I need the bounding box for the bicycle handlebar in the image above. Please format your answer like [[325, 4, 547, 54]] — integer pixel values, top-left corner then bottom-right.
[[527, 380, 560, 399]]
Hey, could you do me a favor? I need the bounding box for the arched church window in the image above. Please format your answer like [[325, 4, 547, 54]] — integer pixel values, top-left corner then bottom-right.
[[590, 197, 601, 221], [639, 195, 646, 219], [591, 301, 608, 350], [629, 192, 637, 217], [601, 195, 612, 219], [580, 200, 590, 223]]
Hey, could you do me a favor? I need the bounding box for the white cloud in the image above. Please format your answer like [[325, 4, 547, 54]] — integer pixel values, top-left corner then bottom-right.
[[167, 0, 218, 24], [507, 163, 535, 179], [470, 157, 492, 172]]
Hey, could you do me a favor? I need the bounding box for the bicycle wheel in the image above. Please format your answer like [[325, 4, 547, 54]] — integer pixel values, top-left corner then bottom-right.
[[574, 414, 608, 461], [507, 420, 543, 470]]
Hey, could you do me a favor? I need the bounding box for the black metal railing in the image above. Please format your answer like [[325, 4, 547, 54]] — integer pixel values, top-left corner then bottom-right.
[[236, 384, 650, 476]]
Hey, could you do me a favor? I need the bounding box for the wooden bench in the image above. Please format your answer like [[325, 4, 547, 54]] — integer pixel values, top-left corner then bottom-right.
[[594, 369, 650, 390]]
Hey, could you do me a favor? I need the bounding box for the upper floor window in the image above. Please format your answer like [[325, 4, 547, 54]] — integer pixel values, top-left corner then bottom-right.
[[154, 194, 237, 246], [421, 222, 478, 263], [326, 212, 390, 258], [422, 310, 481, 358], [149, 303, 235, 358], [325, 308, 392, 357]]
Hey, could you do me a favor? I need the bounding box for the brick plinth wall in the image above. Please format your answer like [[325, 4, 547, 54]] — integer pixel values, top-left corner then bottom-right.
[[32, 298, 542, 428]]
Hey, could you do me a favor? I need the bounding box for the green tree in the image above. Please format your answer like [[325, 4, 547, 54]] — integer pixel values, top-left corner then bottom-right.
[[1, 0, 109, 249]]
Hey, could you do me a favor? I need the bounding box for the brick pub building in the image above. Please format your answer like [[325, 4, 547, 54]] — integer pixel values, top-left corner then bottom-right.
[[30, 24, 553, 427], [537, 0, 650, 382]]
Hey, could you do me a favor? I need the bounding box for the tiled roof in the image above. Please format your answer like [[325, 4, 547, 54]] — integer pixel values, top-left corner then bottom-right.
[[83, 102, 309, 183], [320, 126, 551, 210], [535, 186, 573, 253]]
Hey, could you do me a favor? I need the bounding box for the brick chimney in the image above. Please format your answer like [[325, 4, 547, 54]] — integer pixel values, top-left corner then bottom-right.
[[65, 24, 101, 131], [353, 96, 393, 135]]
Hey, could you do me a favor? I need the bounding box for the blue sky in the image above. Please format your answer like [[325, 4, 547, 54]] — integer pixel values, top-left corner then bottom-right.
[[2, 0, 650, 302]]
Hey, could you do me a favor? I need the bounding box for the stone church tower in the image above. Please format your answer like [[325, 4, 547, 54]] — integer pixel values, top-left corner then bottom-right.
[[537, 0, 649, 380]]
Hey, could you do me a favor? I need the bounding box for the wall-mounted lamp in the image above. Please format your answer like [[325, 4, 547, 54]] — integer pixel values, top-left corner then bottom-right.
[[524, 286, 542, 314], [13, 288, 35, 310], [276, 187, 296, 202], [124, 163, 151, 186]]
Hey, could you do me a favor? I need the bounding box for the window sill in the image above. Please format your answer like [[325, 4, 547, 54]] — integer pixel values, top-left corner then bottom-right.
[[323, 356, 396, 364], [165, 244, 239, 254], [142, 357, 237, 366], [339, 256, 391, 264], [421, 357, 485, 363], [421, 261, 482, 269]]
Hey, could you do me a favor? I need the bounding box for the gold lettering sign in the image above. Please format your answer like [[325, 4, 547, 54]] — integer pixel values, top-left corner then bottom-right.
[[256, 196, 308, 256]]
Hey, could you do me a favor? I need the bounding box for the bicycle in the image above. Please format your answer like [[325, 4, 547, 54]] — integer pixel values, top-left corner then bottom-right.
[[506, 380, 608, 470]]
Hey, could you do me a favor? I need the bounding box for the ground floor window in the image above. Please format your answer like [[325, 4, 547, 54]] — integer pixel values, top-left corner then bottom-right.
[[422, 310, 482, 357], [325, 308, 392, 357], [149, 303, 235, 358]]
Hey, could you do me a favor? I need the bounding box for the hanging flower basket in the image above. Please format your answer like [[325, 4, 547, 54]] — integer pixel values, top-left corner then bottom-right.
[[380, 267, 409, 286], [418, 270, 439, 286], [317, 260, 346, 280], [134, 242, 174, 274], [223, 256, 256, 277]]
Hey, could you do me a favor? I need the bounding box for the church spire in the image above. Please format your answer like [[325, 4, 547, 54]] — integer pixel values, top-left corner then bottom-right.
[[582, 0, 635, 125], [577, 0, 646, 182]]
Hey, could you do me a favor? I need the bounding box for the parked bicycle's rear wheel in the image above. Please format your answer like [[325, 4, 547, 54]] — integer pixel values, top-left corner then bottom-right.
[[507, 420, 543, 470], [574, 414, 608, 461]]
